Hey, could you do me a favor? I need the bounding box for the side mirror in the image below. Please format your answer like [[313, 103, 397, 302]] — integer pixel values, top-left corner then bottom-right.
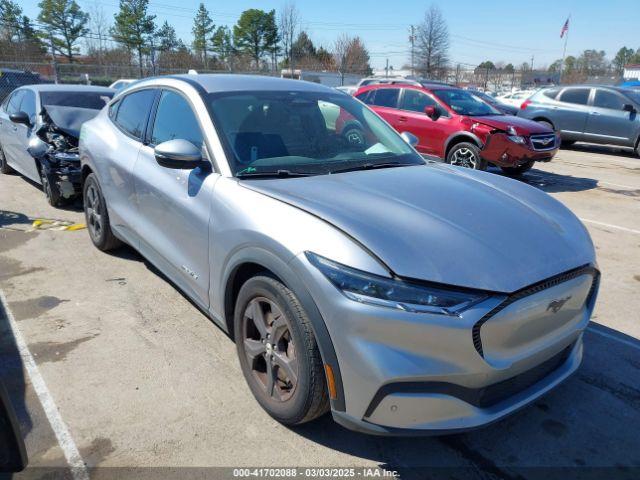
[[623, 104, 637, 113], [9, 111, 31, 128], [154, 139, 204, 169], [424, 106, 439, 120], [400, 131, 419, 147]]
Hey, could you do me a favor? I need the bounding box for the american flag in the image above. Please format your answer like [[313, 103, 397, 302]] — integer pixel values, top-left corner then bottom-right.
[[560, 18, 570, 38]]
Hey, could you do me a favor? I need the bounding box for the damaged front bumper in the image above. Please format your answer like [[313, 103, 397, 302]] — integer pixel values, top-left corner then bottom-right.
[[41, 152, 82, 199], [481, 132, 560, 167]]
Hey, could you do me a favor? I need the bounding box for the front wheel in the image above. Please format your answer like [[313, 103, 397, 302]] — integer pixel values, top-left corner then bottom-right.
[[40, 167, 64, 207], [83, 173, 122, 251], [0, 144, 13, 174], [234, 276, 329, 425], [501, 160, 534, 176], [446, 142, 487, 170]]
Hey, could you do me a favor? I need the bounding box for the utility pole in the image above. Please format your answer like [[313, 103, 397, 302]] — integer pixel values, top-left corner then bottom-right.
[[48, 31, 58, 84], [385, 58, 389, 78], [530, 55, 534, 71], [409, 25, 415, 77]]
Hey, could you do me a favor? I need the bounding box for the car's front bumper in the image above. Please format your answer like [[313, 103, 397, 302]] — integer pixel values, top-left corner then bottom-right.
[[291, 253, 598, 435], [481, 132, 560, 167]]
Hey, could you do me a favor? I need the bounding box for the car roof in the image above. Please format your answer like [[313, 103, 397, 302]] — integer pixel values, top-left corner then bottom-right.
[[17, 84, 114, 94], [149, 74, 336, 94]]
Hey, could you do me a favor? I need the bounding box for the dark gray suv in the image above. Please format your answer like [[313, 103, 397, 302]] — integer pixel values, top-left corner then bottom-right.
[[518, 85, 640, 156]]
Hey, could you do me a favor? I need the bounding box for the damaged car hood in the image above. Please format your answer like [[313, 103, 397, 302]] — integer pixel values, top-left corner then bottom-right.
[[241, 164, 595, 293], [471, 115, 553, 135], [42, 105, 102, 139]]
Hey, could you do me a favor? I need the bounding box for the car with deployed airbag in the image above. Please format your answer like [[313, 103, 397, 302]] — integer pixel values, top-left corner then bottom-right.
[[79, 74, 598, 435]]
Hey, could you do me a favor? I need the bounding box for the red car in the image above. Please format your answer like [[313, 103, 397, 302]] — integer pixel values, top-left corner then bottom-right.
[[351, 83, 560, 175]]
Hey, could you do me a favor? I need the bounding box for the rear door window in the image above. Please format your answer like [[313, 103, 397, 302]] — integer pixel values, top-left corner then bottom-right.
[[372, 88, 400, 108], [114, 89, 156, 140], [593, 89, 626, 110], [559, 88, 591, 105]]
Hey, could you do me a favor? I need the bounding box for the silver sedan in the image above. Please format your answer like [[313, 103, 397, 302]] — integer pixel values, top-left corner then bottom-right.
[[79, 74, 598, 435]]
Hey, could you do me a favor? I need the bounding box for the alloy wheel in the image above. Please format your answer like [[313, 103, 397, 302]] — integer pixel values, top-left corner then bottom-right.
[[85, 183, 104, 240], [450, 147, 478, 169], [241, 297, 298, 402]]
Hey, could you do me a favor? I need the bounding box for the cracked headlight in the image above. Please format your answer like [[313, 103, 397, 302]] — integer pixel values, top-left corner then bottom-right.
[[306, 252, 488, 315], [507, 135, 526, 144]]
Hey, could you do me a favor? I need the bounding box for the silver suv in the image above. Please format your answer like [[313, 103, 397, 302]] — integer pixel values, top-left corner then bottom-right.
[[79, 74, 598, 435], [518, 85, 640, 156]]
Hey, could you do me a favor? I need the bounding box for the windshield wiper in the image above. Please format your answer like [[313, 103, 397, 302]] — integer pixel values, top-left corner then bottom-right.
[[329, 162, 412, 174], [236, 169, 315, 179]]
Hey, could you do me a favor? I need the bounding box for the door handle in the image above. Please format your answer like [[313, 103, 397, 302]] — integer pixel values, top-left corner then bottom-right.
[[590, 112, 600, 116], [398, 116, 408, 122], [11, 126, 17, 131]]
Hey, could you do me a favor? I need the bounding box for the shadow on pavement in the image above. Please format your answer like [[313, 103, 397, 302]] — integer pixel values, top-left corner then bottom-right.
[[290, 323, 640, 479], [487, 166, 599, 194]]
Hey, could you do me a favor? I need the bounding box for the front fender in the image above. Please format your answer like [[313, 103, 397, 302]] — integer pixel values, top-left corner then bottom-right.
[[220, 246, 346, 412]]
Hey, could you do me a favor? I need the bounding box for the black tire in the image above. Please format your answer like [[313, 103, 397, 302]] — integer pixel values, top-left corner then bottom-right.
[[501, 160, 534, 176], [234, 275, 329, 425], [0, 144, 13, 174], [445, 142, 487, 170], [536, 120, 555, 131], [635, 140, 640, 158], [39, 167, 65, 207], [83, 173, 122, 251]]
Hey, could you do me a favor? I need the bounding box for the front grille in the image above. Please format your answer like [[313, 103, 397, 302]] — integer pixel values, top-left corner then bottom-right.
[[476, 344, 572, 407], [530, 133, 557, 151], [472, 265, 598, 357]]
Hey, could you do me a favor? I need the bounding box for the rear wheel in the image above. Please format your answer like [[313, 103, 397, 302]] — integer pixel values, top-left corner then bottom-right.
[[446, 142, 487, 170], [0, 144, 13, 174], [83, 173, 122, 251], [234, 275, 329, 425], [501, 160, 534, 176]]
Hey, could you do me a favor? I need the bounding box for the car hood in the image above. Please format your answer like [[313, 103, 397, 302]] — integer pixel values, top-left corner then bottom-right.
[[241, 164, 595, 293], [42, 105, 101, 139], [472, 115, 552, 135]]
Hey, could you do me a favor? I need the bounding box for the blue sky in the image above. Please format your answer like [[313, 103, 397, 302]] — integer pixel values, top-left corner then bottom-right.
[[20, 0, 640, 69]]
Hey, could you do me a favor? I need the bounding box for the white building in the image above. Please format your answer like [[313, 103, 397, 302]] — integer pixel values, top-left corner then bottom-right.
[[623, 64, 640, 80]]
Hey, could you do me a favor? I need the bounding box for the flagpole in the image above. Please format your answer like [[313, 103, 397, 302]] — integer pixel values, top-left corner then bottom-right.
[[559, 15, 570, 85]]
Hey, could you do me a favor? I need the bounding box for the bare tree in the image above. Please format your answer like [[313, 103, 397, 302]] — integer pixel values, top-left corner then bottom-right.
[[416, 4, 449, 79], [86, 3, 110, 66], [278, 1, 299, 70], [334, 34, 371, 84]]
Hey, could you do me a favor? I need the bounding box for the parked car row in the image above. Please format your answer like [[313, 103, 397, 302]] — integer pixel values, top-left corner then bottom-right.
[[0, 74, 600, 436]]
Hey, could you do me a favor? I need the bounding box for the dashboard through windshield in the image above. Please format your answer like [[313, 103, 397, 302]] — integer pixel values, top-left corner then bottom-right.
[[207, 90, 424, 177]]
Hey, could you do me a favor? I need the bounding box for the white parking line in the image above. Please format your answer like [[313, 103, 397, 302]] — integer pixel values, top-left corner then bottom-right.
[[587, 326, 640, 352], [579, 218, 640, 235], [598, 181, 640, 190], [0, 290, 89, 480]]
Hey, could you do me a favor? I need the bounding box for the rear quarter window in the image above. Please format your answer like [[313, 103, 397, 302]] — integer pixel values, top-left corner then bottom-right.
[[542, 88, 560, 99], [559, 88, 591, 105]]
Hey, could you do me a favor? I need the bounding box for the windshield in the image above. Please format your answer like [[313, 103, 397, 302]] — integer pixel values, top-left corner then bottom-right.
[[624, 89, 640, 103], [432, 89, 502, 116], [207, 90, 424, 177], [40, 91, 113, 110]]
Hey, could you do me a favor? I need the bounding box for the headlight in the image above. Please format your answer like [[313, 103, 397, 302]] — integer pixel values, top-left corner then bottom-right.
[[306, 252, 488, 315], [507, 135, 526, 144]]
